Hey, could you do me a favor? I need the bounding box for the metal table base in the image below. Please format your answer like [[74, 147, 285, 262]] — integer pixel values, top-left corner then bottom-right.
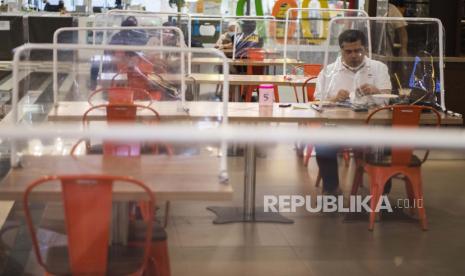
[[207, 143, 294, 224], [207, 206, 293, 224]]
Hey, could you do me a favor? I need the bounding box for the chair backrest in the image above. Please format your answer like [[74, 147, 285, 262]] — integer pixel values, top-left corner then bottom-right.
[[80, 104, 160, 156], [88, 87, 152, 106], [247, 48, 265, 60], [111, 55, 158, 95], [303, 64, 322, 77], [23, 175, 154, 275], [301, 64, 322, 102], [366, 105, 441, 166]]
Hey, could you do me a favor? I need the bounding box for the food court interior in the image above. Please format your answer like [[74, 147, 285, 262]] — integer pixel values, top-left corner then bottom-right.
[[0, 0, 465, 275]]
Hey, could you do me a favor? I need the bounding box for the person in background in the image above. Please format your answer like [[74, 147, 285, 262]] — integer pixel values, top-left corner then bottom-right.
[[115, 0, 122, 9], [109, 16, 148, 46], [233, 20, 263, 58], [57, 0, 66, 13], [0, 1, 7, 12], [387, 0, 408, 57], [42, 0, 51, 11], [384, 0, 409, 88], [215, 21, 239, 50], [314, 29, 392, 195]]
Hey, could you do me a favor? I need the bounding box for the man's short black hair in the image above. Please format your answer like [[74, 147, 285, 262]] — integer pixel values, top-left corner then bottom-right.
[[240, 21, 256, 35], [338, 29, 367, 48], [121, 16, 138, 27]]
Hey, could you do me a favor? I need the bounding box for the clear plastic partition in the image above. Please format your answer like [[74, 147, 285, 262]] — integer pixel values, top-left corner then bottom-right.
[[189, 15, 276, 49], [11, 43, 230, 180], [12, 44, 186, 121], [53, 26, 186, 104], [319, 17, 444, 111], [283, 8, 368, 75], [93, 12, 192, 74], [190, 17, 223, 48]]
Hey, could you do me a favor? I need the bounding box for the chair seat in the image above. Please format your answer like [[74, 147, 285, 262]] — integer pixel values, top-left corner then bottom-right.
[[128, 219, 167, 242], [39, 214, 167, 242], [365, 153, 422, 167], [45, 245, 144, 276], [88, 144, 165, 155]]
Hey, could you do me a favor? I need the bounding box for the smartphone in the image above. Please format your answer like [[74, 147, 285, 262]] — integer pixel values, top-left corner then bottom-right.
[[311, 104, 323, 113]]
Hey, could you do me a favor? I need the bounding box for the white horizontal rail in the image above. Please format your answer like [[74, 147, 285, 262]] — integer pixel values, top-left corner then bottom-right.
[[1, 124, 465, 149]]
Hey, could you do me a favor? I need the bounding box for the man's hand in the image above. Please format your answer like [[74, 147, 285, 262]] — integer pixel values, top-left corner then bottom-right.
[[331, 89, 350, 102], [358, 84, 380, 95]]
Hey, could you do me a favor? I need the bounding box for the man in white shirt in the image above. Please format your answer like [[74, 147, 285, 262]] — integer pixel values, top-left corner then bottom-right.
[[314, 29, 392, 195], [315, 29, 392, 104]]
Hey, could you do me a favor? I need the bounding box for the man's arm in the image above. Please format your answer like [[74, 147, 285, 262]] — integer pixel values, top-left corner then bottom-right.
[[328, 90, 350, 102], [358, 84, 390, 95], [358, 62, 392, 95]]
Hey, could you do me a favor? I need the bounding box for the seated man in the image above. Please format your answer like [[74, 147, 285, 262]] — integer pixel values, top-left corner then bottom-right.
[[233, 20, 263, 59], [314, 29, 392, 195]]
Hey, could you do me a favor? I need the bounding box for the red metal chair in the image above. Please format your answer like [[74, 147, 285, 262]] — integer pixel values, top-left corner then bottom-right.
[[112, 55, 168, 101], [350, 105, 441, 231], [69, 104, 173, 272], [23, 175, 155, 275], [298, 64, 330, 168], [242, 48, 280, 102], [298, 64, 322, 103], [70, 104, 162, 156], [88, 86, 153, 107]]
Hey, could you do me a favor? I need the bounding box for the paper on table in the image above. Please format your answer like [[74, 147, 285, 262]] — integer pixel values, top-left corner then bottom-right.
[[292, 104, 310, 110], [372, 94, 399, 99]]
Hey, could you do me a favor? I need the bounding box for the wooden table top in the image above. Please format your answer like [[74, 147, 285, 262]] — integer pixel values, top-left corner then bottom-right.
[[46, 101, 462, 125], [0, 155, 232, 201], [101, 73, 315, 87], [184, 74, 314, 86], [191, 57, 303, 66], [47, 101, 323, 123]]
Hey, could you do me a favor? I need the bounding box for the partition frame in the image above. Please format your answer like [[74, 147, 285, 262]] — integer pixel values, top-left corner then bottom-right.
[[52, 26, 186, 106], [12, 43, 230, 181], [322, 16, 446, 111]]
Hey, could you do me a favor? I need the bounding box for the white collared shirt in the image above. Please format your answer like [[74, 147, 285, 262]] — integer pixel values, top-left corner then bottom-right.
[[314, 56, 392, 102]]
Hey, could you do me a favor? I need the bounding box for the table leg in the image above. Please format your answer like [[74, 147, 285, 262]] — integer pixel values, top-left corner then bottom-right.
[[112, 202, 129, 245], [233, 84, 240, 102], [207, 143, 293, 224], [193, 82, 200, 101]]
